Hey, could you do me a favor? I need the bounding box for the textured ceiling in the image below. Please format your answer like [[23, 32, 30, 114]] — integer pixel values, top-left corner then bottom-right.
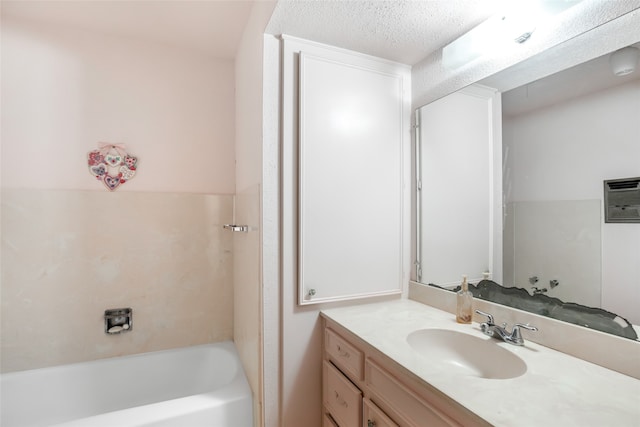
[[266, 0, 504, 65]]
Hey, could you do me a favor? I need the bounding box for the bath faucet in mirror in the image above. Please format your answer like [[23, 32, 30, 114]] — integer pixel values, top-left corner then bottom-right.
[[475, 310, 538, 346]]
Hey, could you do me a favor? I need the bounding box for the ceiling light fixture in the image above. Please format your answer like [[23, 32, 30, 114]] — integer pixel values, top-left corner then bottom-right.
[[609, 46, 639, 76], [442, 0, 584, 70]]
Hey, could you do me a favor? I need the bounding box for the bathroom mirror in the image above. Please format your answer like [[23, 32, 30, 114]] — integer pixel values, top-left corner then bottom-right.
[[415, 37, 640, 338]]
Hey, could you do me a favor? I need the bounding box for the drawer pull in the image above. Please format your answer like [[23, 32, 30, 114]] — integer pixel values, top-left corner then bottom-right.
[[367, 420, 376, 427], [334, 391, 348, 408], [336, 344, 350, 358]]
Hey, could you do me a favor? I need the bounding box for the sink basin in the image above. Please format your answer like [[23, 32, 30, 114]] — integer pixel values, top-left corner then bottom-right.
[[406, 329, 527, 379]]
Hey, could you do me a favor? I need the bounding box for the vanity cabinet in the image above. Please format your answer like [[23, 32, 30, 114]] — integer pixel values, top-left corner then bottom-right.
[[324, 413, 339, 427], [363, 398, 398, 427], [322, 318, 489, 427]]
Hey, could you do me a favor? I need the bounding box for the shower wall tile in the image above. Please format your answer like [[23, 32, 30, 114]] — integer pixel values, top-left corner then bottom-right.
[[1, 189, 234, 373]]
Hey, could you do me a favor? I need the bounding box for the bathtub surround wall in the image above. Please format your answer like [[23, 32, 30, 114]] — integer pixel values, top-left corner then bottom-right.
[[1, 190, 234, 372], [1, 16, 237, 372]]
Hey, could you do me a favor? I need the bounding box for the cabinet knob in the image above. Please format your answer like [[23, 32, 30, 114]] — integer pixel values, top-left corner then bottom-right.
[[368, 420, 376, 427]]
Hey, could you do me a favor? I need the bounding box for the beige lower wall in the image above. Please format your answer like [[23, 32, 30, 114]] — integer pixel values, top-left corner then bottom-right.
[[1, 189, 234, 373]]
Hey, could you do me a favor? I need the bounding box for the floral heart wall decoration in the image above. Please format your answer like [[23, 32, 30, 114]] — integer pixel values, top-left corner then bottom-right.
[[87, 142, 138, 191]]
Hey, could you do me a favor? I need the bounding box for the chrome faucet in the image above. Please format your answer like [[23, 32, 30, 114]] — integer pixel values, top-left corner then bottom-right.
[[475, 310, 538, 346]]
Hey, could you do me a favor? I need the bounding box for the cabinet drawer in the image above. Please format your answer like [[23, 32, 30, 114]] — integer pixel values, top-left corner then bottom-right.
[[324, 361, 362, 427], [325, 328, 364, 381], [323, 412, 339, 427], [366, 359, 460, 427], [363, 398, 398, 427]]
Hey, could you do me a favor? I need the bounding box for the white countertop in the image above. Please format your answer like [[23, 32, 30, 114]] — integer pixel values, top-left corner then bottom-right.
[[321, 299, 640, 427]]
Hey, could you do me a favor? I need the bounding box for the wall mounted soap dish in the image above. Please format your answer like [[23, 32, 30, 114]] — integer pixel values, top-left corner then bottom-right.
[[105, 308, 132, 334]]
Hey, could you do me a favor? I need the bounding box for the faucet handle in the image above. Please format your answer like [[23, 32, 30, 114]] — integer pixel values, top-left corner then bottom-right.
[[514, 323, 537, 332], [475, 310, 494, 325], [510, 323, 538, 345]]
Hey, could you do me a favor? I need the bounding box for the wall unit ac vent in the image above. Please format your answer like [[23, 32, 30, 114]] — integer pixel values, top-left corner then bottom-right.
[[604, 177, 640, 223]]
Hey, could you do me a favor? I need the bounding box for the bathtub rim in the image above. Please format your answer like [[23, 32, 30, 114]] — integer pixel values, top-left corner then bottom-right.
[[1, 340, 253, 427]]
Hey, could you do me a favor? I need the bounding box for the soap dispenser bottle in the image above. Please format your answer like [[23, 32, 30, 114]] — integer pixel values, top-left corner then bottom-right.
[[456, 275, 473, 324]]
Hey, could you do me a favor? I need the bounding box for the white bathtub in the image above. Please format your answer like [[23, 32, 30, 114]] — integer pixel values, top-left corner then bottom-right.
[[0, 341, 253, 427]]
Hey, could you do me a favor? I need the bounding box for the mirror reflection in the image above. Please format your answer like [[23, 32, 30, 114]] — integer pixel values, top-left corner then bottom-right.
[[416, 43, 640, 339]]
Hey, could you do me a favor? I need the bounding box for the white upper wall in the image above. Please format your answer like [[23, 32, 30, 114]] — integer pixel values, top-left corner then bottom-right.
[[1, 17, 236, 194], [0, 0, 253, 59]]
